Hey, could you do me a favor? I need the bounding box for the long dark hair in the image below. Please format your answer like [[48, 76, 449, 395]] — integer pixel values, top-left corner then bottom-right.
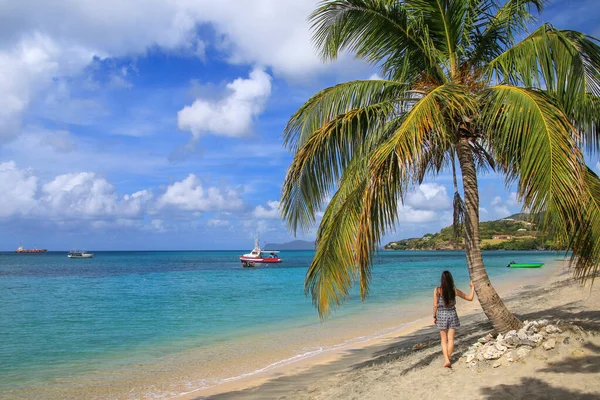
[[440, 270, 456, 306]]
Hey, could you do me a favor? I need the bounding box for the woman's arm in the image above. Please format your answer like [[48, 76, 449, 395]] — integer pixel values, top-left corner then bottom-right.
[[433, 288, 438, 324], [456, 281, 475, 301]]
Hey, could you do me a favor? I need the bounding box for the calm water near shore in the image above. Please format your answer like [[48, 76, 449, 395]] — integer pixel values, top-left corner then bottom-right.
[[0, 250, 560, 398]]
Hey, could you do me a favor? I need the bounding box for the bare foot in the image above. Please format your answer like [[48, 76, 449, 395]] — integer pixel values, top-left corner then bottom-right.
[[443, 361, 452, 368]]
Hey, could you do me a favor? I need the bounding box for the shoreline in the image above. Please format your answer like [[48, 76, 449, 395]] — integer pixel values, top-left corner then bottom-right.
[[190, 259, 599, 399], [179, 261, 564, 399], [1, 254, 565, 400]]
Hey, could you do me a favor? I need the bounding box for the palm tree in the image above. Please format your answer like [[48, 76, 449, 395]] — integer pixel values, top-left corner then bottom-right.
[[281, 0, 600, 333]]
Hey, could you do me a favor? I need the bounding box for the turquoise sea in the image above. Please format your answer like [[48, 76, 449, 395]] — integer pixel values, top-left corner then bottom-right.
[[0, 250, 560, 398]]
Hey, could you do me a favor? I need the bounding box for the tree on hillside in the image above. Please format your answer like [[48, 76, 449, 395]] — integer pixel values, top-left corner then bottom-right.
[[281, 0, 600, 333]]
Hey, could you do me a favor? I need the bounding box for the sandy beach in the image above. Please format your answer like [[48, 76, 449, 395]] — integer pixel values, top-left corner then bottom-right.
[[188, 261, 600, 399]]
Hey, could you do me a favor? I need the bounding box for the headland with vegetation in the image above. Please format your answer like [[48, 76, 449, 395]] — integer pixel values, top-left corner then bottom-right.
[[384, 214, 563, 251]]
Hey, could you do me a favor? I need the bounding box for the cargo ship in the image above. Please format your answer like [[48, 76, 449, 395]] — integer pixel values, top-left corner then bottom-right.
[[15, 245, 47, 253]]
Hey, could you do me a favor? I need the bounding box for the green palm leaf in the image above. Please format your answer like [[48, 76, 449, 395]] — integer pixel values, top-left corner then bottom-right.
[[482, 85, 584, 218], [306, 155, 368, 316], [281, 80, 410, 235], [486, 25, 600, 151], [310, 0, 446, 81]]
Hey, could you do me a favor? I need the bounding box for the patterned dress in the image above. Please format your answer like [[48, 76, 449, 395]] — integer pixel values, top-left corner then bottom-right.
[[436, 289, 460, 329]]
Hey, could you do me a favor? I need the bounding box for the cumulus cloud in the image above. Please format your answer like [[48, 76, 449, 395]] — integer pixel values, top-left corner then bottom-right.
[[1, 161, 251, 233], [491, 192, 520, 218], [177, 68, 272, 138], [398, 205, 439, 223], [0, 162, 155, 221], [40, 172, 153, 219], [0, 33, 93, 141], [0, 0, 347, 143], [0, 161, 38, 217], [405, 183, 452, 211], [182, 0, 334, 78], [158, 174, 244, 211], [396, 183, 452, 224], [252, 200, 280, 219]]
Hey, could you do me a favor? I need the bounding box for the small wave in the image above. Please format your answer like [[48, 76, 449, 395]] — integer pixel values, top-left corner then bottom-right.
[[175, 317, 425, 398]]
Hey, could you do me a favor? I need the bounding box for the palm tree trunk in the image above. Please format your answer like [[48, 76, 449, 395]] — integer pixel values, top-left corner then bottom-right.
[[456, 138, 522, 333]]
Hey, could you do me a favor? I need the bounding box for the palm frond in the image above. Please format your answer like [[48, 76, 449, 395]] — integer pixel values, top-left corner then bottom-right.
[[485, 25, 600, 152], [405, 0, 472, 76], [372, 83, 476, 173], [469, 0, 545, 67], [310, 0, 446, 82], [351, 84, 475, 290], [305, 155, 367, 317], [284, 79, 410, 151], [281, 81, 409, 235], [483, 85, 583, 212], [481, 85, 600, 282], [572, 167, 600, 283], [355, 145, 403, 299]]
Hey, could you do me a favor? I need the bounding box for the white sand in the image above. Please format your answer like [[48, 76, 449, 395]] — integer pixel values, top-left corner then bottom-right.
[[197, 263, 600, 400]]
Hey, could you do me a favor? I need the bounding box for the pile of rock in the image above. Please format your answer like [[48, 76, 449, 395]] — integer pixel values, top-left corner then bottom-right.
[[461, 319, 568, 368]]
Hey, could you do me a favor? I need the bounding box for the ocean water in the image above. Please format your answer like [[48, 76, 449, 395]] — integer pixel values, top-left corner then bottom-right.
[[0, 250, 560, 398]]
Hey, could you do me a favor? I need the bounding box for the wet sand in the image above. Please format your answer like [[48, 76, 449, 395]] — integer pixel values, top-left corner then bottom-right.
[[188, 261, 600, 399]]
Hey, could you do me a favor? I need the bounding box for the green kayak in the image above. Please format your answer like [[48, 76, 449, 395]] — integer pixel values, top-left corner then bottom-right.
[[507, 262, 544, 268]]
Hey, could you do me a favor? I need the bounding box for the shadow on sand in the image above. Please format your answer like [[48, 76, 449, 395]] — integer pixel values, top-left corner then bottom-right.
[[480, 377, 599, 400], [200, 279, 599, 400]]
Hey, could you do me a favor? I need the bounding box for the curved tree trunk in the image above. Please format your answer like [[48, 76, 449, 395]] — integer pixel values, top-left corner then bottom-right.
[[456, 138, 522, 333]]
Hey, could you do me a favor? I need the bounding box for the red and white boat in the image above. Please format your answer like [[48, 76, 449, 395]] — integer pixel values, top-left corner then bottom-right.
[[239, 237, 281, 267]]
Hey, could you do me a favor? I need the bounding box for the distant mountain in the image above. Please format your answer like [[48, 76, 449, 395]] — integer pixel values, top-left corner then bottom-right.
[[263, 240, 315, 250]]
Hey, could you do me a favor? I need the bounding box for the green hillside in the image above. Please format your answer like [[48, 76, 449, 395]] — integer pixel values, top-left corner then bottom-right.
[[384, 214, 562, 251]]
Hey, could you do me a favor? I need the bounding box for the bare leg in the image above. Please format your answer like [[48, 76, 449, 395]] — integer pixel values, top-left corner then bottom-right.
[[448, 328, 456, 361], [439, 330, 451, 367]]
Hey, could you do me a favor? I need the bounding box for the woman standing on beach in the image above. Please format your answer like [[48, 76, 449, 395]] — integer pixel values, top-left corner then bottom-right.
[[433, 271, 475, 367]]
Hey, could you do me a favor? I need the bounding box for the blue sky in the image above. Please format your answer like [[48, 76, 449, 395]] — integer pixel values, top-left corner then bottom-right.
[[0, 0, 599, 251]]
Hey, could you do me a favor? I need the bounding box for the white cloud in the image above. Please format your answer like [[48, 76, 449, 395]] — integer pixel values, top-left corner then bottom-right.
[[0, 162, 155, 221], [177, 68, 272, 138], [0, 0, 353, 143], [405, 183, 452, 211], [0, 161, 38, 217], [395, 183, 452, 224], [398, 205, 439, 223], [490, 192, 520, 218], [182, 0, 334, 79], [252, 200, 280, 219], [507, 192, 519, 207], [596, 161, 600, 173], [0, 161, 254, 237], [0, 33, 93, 141], [158, 174, 244, 211], [40, 172, 152, 218]]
